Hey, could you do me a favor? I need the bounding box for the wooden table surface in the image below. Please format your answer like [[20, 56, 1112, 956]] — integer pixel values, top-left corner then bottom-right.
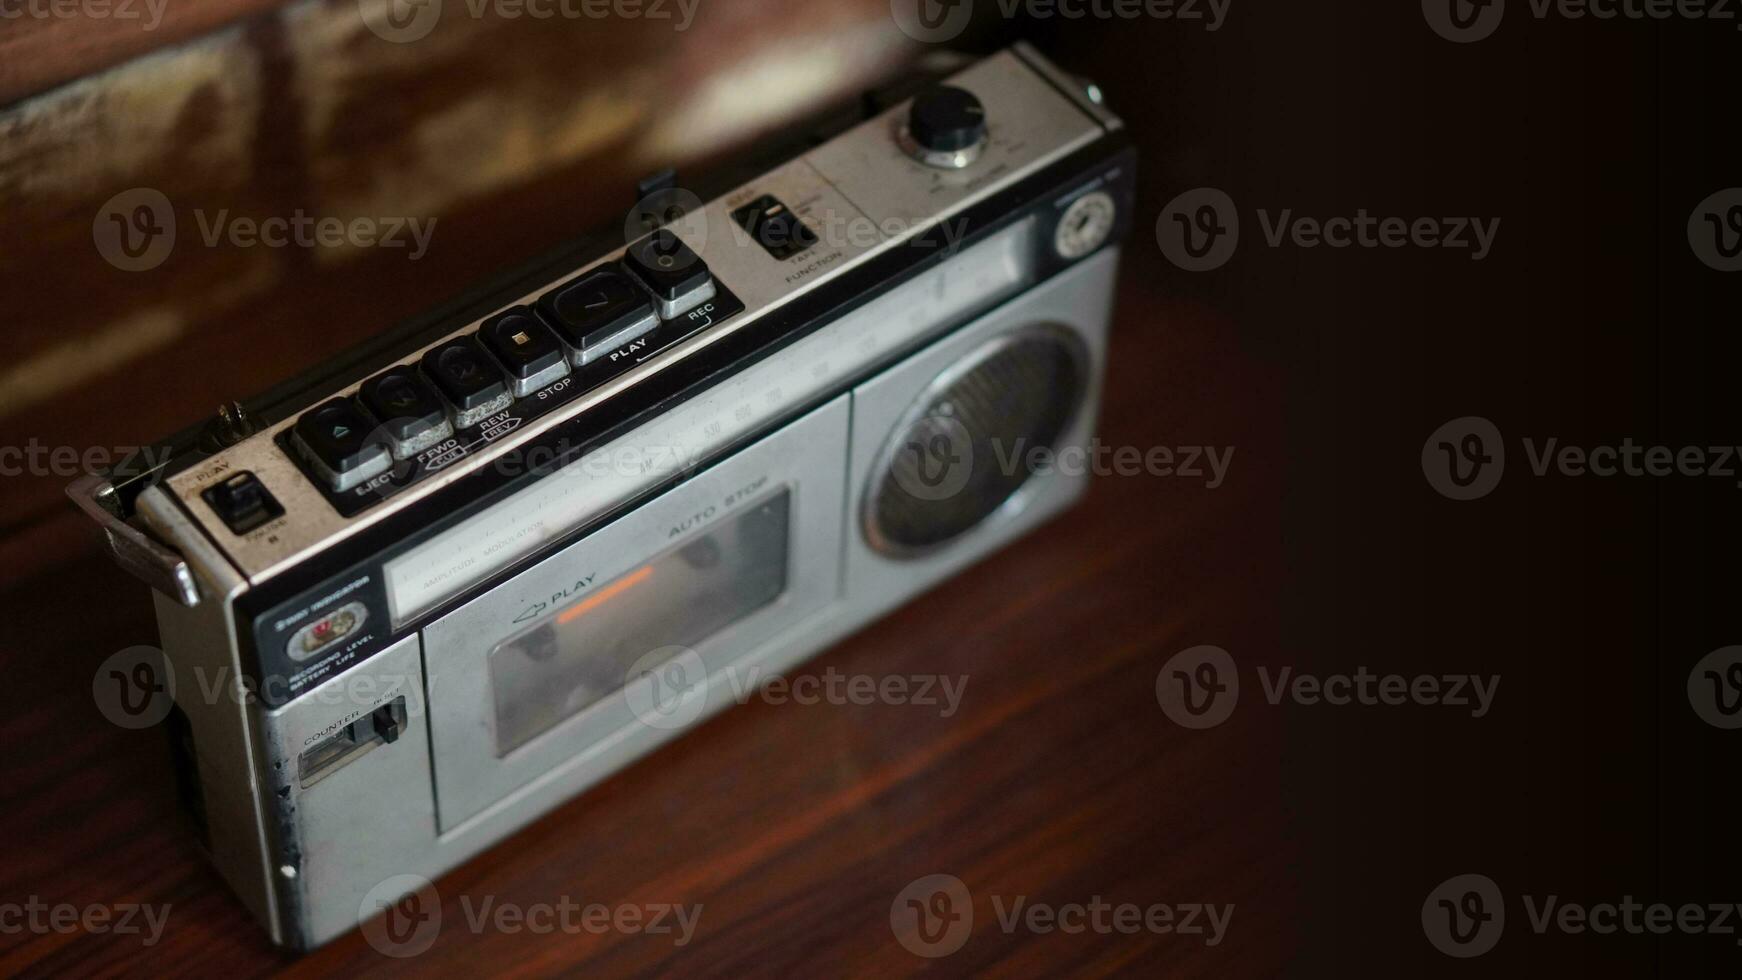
[[0, 11, 1307, 974], [3, 7, 1738, 977], [0, 17, 1295, 962], [0, 264, 1295, 977]]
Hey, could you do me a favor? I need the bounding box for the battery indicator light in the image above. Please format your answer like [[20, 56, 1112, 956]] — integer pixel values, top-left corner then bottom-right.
[[288, 601, 370, 662]]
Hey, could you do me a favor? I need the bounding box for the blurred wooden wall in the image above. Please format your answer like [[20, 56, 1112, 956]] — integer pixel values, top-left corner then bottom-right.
[[0, 0, 1012, 584]]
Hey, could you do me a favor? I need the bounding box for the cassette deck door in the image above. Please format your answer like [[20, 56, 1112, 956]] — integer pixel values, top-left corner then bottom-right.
[[421, 396, 848, 832]]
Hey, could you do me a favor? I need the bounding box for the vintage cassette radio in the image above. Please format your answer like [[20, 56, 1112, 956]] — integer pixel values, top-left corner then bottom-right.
[[69, 43, 1133, 950]]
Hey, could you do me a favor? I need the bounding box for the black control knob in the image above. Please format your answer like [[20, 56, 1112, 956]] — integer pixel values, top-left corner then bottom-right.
[[904, 86, 987, 167]]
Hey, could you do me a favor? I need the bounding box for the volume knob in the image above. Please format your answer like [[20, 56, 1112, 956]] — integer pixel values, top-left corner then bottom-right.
[[901, 85, 987, 169]]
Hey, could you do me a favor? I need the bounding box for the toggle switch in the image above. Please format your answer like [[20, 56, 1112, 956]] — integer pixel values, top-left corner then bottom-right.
[[731, 195, 819, 261], [202, 470, 283, 534]]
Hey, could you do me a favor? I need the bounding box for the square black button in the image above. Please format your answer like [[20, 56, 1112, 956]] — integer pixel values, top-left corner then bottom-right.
[[622, 230, 711, 304], [421, 338, 507, 412], [202, 470, 282, 534], [293, 398, 392, 490], [479, 306, 566, 382], [359, 366, 447, 444], [537, 268, 657, 363]]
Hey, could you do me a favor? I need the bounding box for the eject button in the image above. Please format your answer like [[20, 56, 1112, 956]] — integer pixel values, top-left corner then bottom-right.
[[292, 399, 392, 493]]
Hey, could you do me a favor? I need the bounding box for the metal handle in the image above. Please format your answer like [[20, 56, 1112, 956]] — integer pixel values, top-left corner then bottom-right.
[[66, 474, 201, 607]]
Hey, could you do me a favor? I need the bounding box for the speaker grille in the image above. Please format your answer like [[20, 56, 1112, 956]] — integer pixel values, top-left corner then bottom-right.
[[867, 328, 1086, 556]]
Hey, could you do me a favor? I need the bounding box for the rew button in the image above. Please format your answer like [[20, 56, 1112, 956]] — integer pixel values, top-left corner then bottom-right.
[[422, 338, 512, 429]]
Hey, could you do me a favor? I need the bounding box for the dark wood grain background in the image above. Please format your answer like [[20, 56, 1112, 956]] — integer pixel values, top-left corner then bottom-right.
[[3, 1, 1740, 976], [0, 272, 1293, 977]]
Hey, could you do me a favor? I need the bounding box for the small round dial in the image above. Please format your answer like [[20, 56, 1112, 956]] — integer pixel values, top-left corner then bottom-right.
[[901, 86, 988, 169], [1054, 191, 1117, 259]]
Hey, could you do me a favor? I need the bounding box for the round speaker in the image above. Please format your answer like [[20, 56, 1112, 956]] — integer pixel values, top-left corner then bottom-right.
[[864, 325, 1088, 557]]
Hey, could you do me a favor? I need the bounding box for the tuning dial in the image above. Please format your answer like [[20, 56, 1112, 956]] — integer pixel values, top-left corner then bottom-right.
[[900, 85, 987, 169]]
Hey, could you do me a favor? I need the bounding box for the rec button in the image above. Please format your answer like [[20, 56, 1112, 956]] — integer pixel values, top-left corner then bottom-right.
[[622, 230, 716, 319], [292, 398, 391, 492]]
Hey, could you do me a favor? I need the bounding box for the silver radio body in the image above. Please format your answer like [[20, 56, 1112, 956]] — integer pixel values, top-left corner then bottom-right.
[[72, 44, 1133, 950]]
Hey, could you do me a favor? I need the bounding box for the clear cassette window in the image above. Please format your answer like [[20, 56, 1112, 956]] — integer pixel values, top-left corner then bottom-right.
[[487, 490, 791, 756]]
